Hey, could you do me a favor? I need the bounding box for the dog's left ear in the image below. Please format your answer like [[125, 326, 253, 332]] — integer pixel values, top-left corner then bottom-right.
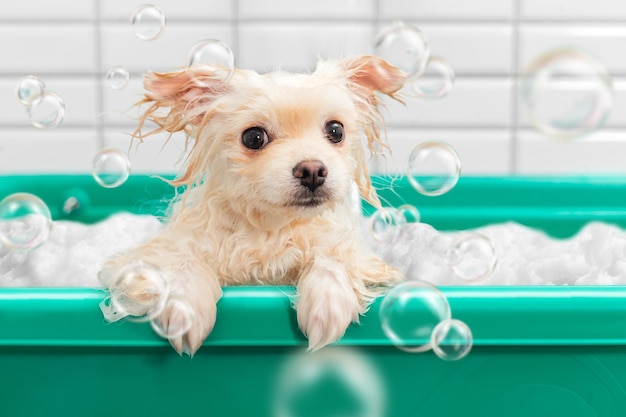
[[338, 55, 406, 207], [342, 54, 406, 100]]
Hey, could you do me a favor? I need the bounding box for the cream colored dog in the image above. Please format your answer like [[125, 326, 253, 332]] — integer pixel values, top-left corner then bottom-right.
[[99, 55, 405, 355]]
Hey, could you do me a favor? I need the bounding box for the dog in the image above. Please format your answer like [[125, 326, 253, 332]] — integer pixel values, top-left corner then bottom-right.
[[99, 54, 405, 355]]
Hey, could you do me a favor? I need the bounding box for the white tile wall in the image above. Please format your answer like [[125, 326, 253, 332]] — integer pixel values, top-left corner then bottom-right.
[[238, 23, 373, 72], [521, 0, 626, 20], [1, 0, 625, 176]]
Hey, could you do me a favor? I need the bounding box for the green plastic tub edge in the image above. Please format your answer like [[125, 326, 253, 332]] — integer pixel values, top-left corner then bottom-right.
[[2, 174, 626, 417], [2, 286, 626, 348]]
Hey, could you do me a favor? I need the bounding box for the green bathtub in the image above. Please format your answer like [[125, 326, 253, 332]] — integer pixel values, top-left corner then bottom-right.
[[1, 175, 626, 417]]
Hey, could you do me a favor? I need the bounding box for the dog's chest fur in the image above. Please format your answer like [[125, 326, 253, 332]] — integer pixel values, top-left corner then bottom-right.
[[208, 218, 316, 286]]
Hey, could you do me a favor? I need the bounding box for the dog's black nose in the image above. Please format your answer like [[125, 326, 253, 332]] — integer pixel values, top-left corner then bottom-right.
[[293, 160, 328, 192]]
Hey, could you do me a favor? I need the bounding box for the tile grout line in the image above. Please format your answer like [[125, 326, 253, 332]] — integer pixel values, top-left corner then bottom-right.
[[93, 0, 105, 151], [509, 0, 521, 174], [232, 0, 240, 66]]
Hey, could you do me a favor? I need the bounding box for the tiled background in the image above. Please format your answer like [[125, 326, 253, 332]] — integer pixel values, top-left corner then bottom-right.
[[1, 0, 626, 176]]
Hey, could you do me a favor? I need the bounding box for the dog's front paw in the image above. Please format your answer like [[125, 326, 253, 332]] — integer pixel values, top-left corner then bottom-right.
[[152, 289, 219, 356], [100, 257, 222, 357], [99, 259, 169, 321], [296, 260, 361, 351]]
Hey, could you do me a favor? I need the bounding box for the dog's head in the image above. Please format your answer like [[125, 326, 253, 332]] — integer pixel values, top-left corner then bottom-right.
[[135, 55, 404, 225]]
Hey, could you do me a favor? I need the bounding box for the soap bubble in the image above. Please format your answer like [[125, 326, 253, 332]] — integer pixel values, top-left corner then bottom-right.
[[411, 56, 455, 100], [109, 260, 170, 322], [445, 233, 497, 282], [273, 347, 385, 417], [130, 4, 166, 41], [379, 281, 451, 353], [369, 207, 406, 243], [397, 204, 420, 223], [15, 75, 46, 106], [431, 319, 473, 361], [407, 141, 461, 196], [151, 294, 195, 339], [373, 20, 430, 81], [27, 91, 65, 129], [0, 193, 52, 251], [92, 148, 131, 188], [185, 39, 235, 86], [106, 66, 130, 90], [521, 48, 613, 139]]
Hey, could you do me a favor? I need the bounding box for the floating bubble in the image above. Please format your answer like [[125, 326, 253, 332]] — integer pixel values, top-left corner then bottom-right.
[[411, 56, 455, 100], [92, 148, 131, 188], [379, 281, 451, 353], [445, 233, 497, 282], [273, 347, 385, 417], [369, 207, 406, 243], [185, 39, 235, 86], [407, 141, 461, 197], [373, 20, 430, 81], [431, 318, 473, 361], [15, 75, 46, 107], [130, 4, 166, 41], [27, 91, 65, 129], [0, 193, 52, 251], [521, 48, 613, 139], [150, 294, 195, 339], [106, 66, 130, 90], [397, 204, 420, 223], [109, 260, 170, 322]]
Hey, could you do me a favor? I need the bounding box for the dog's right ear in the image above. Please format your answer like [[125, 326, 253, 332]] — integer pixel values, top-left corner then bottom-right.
[[135, 67, 231, 137], [131, 67, 233, 189]]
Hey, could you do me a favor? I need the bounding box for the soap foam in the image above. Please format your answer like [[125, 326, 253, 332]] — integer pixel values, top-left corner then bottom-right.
[[1, 214, 625, 287]]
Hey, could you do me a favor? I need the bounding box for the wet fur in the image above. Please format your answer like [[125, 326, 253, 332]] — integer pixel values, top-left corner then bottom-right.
[[99, 55, 405, 355]]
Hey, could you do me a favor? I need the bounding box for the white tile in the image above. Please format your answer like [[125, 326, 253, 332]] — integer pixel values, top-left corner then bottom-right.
[[101, 0, 231, 20], [384, 78, 512, 128], [521, 0, 626, 20], [101, 78, 147, 128], [0, 77, 98, 126], [101, 23, 232, 74], [104, 129, 189, 174], [517, 130, 626, 174], [380, 0, 514, 20], [0, 24, 95, 73], [239, 0, 375, 19], [239, 23, 373, 72], [375, 128, 511, 175], [518, 78, 626, 130], [1, 1, 94, 20], [414, 23, 512, 75], [0, 129, 97, 173], [609, 79, 626, 127], [520, 26, 626, 75]]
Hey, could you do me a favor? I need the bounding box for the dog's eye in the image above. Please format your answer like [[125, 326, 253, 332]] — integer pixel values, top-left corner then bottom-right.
[[242, 127, 269, 150], [325, 121, 344, 144]]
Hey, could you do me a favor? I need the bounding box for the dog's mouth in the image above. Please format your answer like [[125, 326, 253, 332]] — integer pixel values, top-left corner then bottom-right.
[[288, 190, 333, 208]]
